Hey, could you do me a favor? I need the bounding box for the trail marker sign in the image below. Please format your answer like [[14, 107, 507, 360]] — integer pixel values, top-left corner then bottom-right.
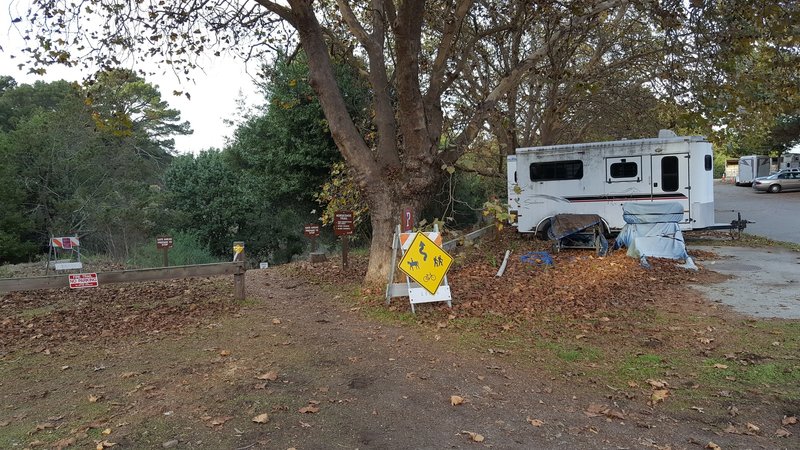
[[397, 232, 453, 295], [69, 273, 98, 289], [333, 211, 354, 236]]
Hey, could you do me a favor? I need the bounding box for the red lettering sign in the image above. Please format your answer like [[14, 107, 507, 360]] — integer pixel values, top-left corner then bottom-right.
[[69, 273, 99, 289]]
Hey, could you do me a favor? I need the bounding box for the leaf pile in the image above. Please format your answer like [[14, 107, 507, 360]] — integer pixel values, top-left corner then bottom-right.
[[0, 278, 236, 353]]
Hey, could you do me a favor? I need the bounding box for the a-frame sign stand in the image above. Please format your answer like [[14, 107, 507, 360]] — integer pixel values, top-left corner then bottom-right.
[[385, 224, 452, 313]]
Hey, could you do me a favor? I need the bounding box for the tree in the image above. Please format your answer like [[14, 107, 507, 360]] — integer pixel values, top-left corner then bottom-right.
[[17, 0, 799, 283]]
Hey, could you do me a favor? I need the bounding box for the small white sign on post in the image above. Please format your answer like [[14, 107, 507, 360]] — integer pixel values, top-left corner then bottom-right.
[[69, 273, 99, 289], [259, 262, 269, 269]]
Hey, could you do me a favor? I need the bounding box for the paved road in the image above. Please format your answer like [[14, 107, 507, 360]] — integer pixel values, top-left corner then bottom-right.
[[713, 180, 800, 244]]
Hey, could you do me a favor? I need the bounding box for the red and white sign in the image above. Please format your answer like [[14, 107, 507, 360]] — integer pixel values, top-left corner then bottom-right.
[[333, 210, 354, 236], [69, 273, 98, 289], [51, 236, 80, 249], [303, 224, 321, 238]]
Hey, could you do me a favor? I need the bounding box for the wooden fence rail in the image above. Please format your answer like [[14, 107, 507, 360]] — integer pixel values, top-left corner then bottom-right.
[[0, 262, 247, 299]]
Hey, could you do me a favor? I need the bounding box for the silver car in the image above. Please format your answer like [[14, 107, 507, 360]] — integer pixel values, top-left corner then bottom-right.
[[752, 169, 800, 193]]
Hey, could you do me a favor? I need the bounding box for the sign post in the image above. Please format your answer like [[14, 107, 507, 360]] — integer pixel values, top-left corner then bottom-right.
[[333, 211, 354, 269], [232, 241, 246, 300], [303, 224, 321, 252], [156, 236, 174, 267]]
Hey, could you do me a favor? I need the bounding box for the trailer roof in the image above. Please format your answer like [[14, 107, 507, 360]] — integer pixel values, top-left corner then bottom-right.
[[515, 135, 707, 154]]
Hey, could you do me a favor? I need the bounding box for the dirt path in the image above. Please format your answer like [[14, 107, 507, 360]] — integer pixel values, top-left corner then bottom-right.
[[220, 268, 783, 449]]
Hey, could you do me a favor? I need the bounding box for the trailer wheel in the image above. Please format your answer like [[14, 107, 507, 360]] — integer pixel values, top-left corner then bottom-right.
[[768, 184, 781, 193], [536, 220, 552, 241]]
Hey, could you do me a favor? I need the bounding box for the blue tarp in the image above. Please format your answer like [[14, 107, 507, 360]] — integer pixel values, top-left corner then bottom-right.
[[615, 202, 697, 270]]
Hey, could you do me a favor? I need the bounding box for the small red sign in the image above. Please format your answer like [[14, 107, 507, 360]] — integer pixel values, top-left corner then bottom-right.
[[62, 237, 73, 250], [304, 224, 321, 238], [69, 273, 98, 289], [156, 236, 174, 249], [402, 208, 415, 232], [333, 210, 355, 236]]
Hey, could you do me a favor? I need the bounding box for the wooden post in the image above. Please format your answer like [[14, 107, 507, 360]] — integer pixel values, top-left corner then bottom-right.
[[233, 242, 246, 300], [341, 236, 349, 269], [162, 248, 169, 267]]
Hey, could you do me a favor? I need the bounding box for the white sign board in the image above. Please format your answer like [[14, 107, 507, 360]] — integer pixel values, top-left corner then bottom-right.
[[259, 262, 269, 269], [69, 273, 98, 289]]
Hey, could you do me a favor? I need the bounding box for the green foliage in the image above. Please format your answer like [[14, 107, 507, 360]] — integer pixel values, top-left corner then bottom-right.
[[0, 73, 190, 263], [314, 162, 368, 228], [127, 231, 221, 268], [481, 198, 515, 231]]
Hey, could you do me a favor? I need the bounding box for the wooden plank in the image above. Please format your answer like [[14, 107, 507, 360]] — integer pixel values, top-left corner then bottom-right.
[[0, 263, 245, 294]]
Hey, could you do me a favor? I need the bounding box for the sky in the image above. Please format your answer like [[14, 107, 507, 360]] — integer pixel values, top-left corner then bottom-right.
[[1, 7, 262, 155]]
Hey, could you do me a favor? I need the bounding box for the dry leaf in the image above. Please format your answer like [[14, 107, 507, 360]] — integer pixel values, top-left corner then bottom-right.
[[252, 413, 270, 424], [627, 380, 638, 388], [219, 349, 231, 357], [646, 379, 667, 388], [209, 416, 233, 426], [88, 394, 101, 403], [746, 422, 760, 433], [272, 318, 281, 325], [462, 431, 485, 442], [705, 442, 721, 450], [650, 389, 670, 404], [298, 405, 320, 414], [782, 416, 797, 426], [724, 423, 738, 434], [527, 417, 544, 427], [29, 422, 54, 435], [96, 441, 116, 449], [102, 428, 112, 435], [713, 363, 728, 369], [450, 395, 464, 406], [775, 428, 792, 438], [256, 371, 278, 381]]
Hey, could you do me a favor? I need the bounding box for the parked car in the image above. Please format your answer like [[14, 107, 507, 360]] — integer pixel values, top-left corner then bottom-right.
[[752, 169, 800, 193]]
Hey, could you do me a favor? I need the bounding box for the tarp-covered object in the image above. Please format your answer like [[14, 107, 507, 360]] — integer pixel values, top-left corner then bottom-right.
[[622, 202, 685, 224], [615, 202, 697, 270], [548, 214, 609, 256]]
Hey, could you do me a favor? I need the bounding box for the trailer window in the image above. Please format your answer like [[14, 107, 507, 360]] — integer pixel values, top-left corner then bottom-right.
[[704, 155, 712, 171], [661, 156, 679, 192], [530, 160, 583, 181], [610, 162, 638, 179]]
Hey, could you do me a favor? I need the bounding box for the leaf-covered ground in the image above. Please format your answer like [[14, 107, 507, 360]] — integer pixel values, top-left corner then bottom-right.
[[0, 231, 798, 448]]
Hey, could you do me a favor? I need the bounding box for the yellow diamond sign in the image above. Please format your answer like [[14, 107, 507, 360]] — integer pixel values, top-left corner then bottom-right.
[[398, 232, 453, 294]]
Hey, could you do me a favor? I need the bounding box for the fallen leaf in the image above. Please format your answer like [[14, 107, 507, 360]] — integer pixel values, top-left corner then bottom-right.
[[782, 416, 797, 426], [252, 413, 270, 424], [52, 436, 76, 449], [527, 417, 544, 427], [96, 441, 116, 449], [298, 405, 320, 414], [646, 379, 668, 388], [775, 428, 792, 438], [627, 381, 638, 388], [102, 428, 112, 435], [272, 318, 281, 325], [209, 416, 233, 427], [219, 349, 231, 356], [724, 423, 739, 434], [746, 422, 760, 433], [120, 372, 137, 379], [462, 431, 485, 442], [256, 371, 278, 381], [713, 363, 728, 369], [705, 442, 721, 450], [450, 395, 464, 406], [650, 389, 670, 405], [30, 422, 54, 435]]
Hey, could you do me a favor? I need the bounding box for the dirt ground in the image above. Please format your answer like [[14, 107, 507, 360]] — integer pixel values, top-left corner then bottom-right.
[[0, 233, 798, 449]]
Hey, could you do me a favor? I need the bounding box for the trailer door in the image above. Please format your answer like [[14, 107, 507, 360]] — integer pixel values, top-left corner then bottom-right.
[[650, 154, 690, 220]]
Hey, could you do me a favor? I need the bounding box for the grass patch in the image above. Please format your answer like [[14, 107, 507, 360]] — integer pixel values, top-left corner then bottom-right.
[[539, 341, 602, 362], [617, 353, 668, 380]]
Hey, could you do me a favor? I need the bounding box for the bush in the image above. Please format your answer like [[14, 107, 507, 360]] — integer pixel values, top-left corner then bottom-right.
[[127, 231, 221, 268]]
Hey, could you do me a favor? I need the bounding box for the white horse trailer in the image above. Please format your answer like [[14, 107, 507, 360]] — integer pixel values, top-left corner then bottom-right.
[[507, 132, 716, 236], [735, 155, 771, 186]]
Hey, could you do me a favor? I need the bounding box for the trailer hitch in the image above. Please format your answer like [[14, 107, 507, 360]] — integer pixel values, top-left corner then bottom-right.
[[729, 212, 754, 240]]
